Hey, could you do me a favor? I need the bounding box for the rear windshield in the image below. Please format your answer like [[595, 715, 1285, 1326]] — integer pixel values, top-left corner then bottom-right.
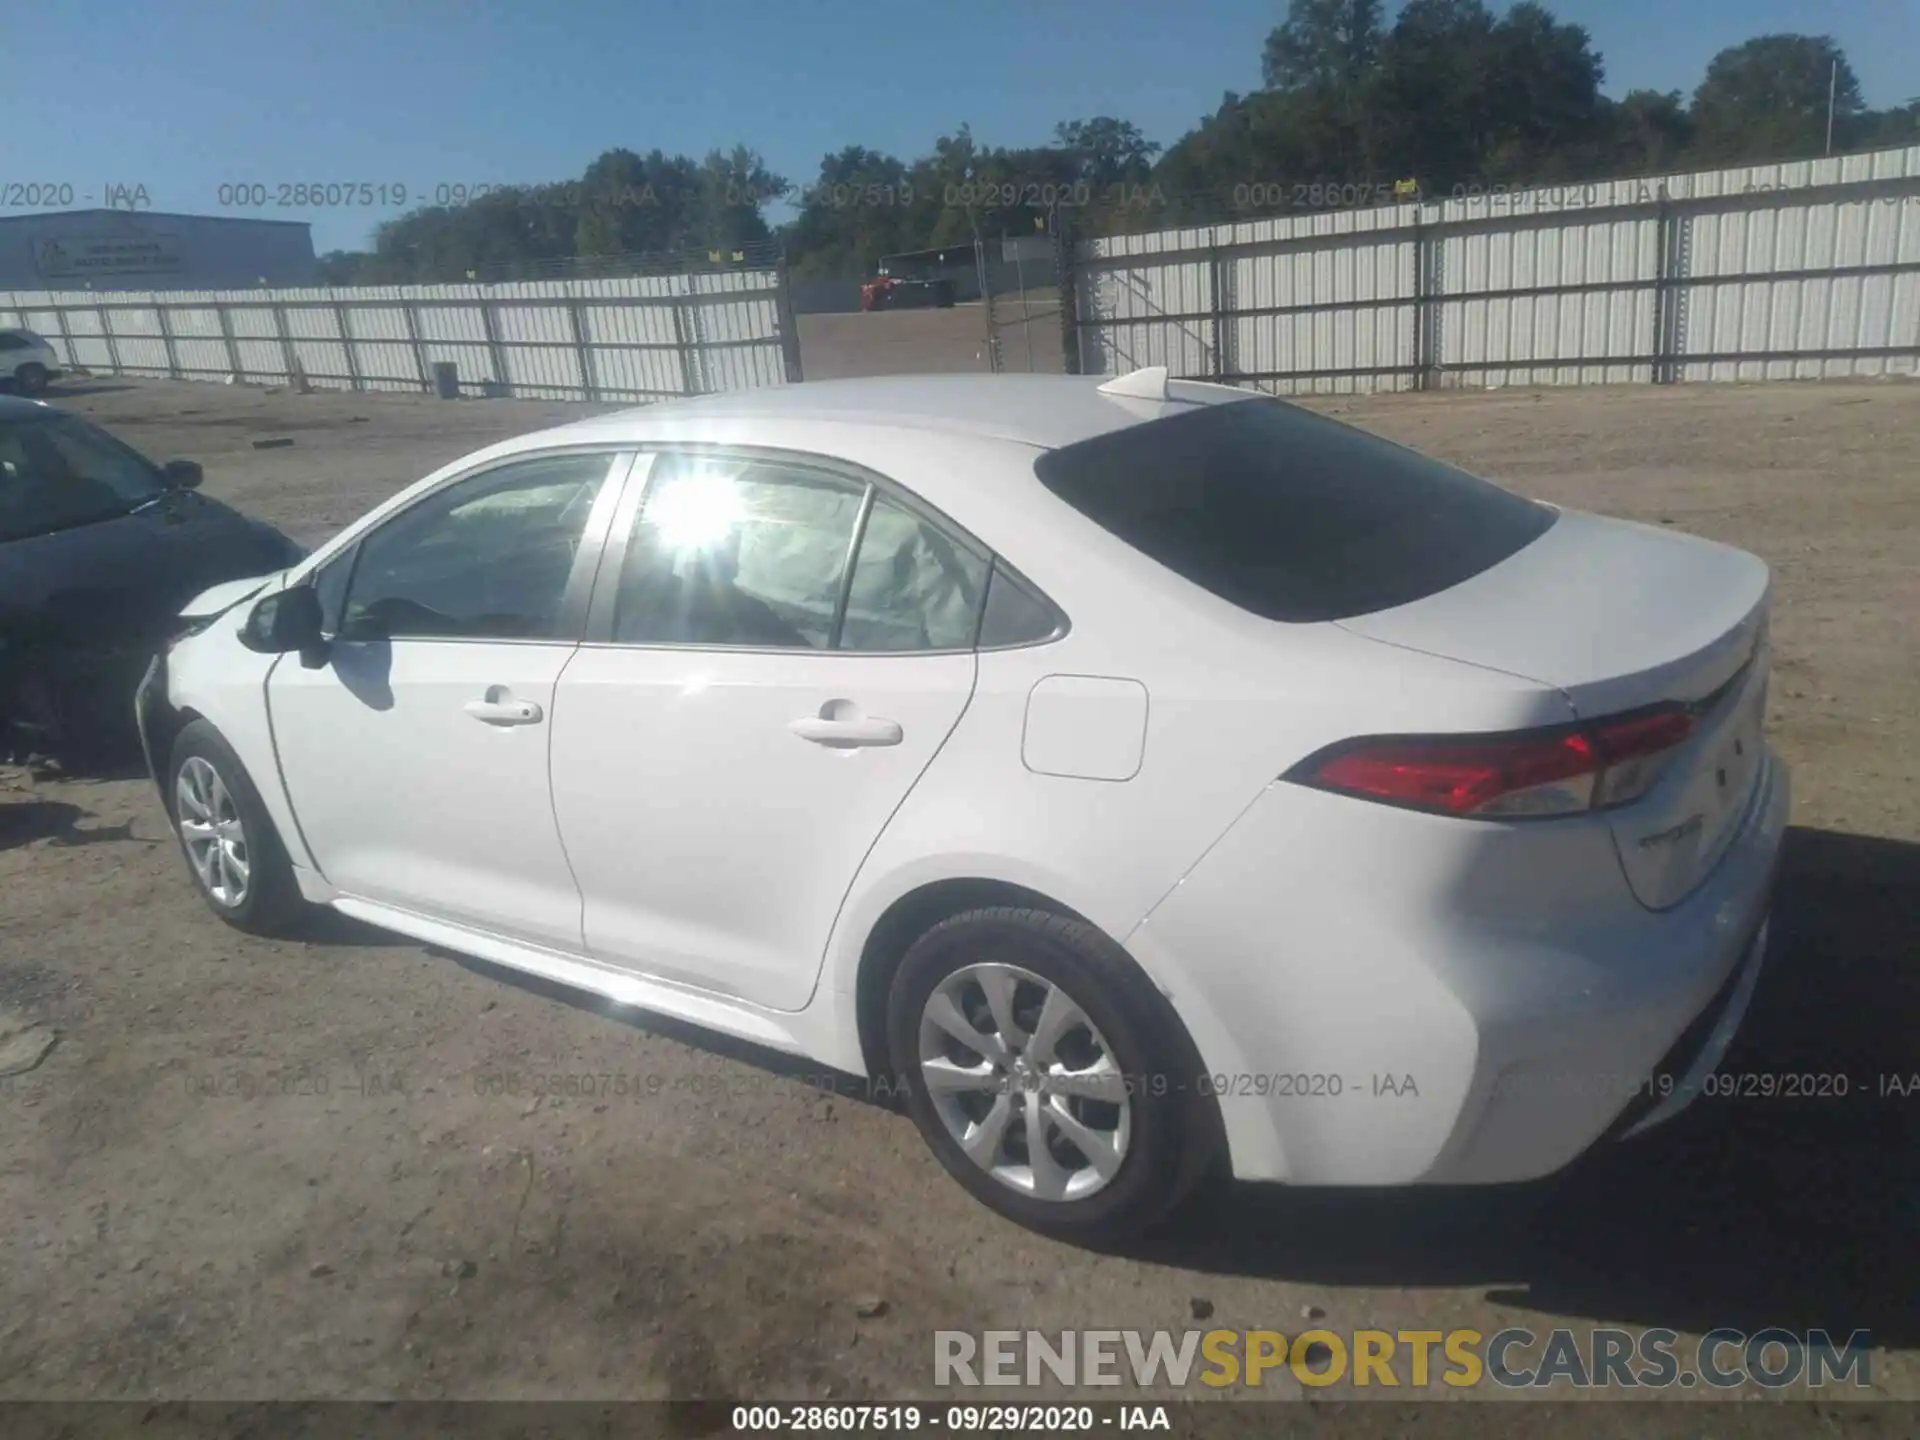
[[1033, 398, 1557, 622]]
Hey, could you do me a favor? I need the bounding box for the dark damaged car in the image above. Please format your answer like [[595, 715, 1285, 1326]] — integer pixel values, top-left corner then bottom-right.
[[0, 396, 305, 759]]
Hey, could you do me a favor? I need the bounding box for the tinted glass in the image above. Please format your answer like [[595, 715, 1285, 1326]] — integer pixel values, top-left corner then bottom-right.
[[0, 413, 166, 542], [1033, 399, 1558, 623], [977, 563, 1062, 647], [338, 452, 612, 640], [310, 545, 356, 634], [614, 454, 864, 649], [839, 494, 988, 650], [0, 334, 27, 352]]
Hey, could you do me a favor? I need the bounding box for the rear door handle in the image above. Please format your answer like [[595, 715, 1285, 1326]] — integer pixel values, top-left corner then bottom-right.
[[788, 714, 903, 748], [465, 696, 544, 726]]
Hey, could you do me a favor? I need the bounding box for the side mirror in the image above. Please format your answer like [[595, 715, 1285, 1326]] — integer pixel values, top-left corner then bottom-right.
[[161, 458, 203, 490], [239, 585, 325, 659]]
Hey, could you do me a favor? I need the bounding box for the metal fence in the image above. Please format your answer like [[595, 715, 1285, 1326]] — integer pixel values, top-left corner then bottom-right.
[[1068, 143, 1920, 393], [1, 265, 803, 402]]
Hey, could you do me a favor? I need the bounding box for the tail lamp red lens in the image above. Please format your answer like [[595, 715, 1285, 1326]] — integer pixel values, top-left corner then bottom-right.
[[1292, 706, 1696, 819]]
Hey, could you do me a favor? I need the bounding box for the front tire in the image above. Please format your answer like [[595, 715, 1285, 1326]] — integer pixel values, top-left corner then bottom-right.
[[168, 719, 306, 935], [886, 906, 1221, 1243], [15, 363, 49, 396]]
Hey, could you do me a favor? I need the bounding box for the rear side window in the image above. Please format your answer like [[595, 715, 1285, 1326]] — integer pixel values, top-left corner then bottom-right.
[[1033, 399, 1557, 623], [840, 494, 988, 651]]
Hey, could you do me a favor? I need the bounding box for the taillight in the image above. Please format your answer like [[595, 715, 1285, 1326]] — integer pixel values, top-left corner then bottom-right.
[[1291, 706, 1695, 820]]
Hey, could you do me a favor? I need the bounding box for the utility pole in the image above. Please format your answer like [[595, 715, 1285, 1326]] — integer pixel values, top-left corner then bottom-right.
[[1826, 58, 1838, 155]]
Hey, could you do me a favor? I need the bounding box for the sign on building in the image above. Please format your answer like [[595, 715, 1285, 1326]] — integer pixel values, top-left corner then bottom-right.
[[35, 233, 186, 280]]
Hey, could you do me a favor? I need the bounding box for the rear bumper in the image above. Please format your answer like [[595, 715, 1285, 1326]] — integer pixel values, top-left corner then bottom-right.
[[1607, 913, 1770, 1140], [1127, 746, 1789, 1186]]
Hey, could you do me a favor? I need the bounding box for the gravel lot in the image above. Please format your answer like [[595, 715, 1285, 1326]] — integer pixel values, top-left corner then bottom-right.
[[798, 294, 1067, 379], [1, 373, 1915, 1419]]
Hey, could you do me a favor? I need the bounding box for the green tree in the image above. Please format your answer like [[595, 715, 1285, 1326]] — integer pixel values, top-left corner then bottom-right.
[[782, 145, 921, 278], [1054, 117, 1162, 190], [1262, 0, 1384, 94], [1844, 99, 1920, 150], [1363, 0, 1500, 189], [1259, 0, 1386, 181], [1690, 35, 1863, 161], [1604, 89, 1693, 174]]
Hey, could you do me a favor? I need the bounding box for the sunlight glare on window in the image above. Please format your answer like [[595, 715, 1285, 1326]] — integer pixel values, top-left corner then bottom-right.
[[648, 466, 745, 552]]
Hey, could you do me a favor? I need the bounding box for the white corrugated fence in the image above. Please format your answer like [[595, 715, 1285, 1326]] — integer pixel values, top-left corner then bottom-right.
[[0, 268, 800, 401], [1073, 144, 1920, 393]]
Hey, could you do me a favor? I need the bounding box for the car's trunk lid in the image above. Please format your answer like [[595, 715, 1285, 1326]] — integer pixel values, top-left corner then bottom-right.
[[1339, 508, 1772, 909]]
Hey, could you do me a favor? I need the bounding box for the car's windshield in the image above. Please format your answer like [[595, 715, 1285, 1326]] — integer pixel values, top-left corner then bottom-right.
[[0, 413, 168, 543]]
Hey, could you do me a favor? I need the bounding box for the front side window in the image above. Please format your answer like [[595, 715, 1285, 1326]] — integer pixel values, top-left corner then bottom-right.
[[309, 545, 356, 635], [337, 451, 615, 641], [0, 412, 167, 542]]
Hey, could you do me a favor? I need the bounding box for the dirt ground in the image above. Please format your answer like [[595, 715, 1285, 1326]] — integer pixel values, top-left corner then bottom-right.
[[798, 294, 1067, 379], [1, 373, 1916, 1419]]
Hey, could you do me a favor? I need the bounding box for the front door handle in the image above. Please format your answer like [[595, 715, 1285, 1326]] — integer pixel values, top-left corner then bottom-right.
[[788, 712, 903, 748], [465, 696, 544, 726]]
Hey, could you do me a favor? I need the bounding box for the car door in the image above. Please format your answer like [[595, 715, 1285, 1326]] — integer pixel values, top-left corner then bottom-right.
[[268, 448, 628, 949], [549, 448, 989, 1011]]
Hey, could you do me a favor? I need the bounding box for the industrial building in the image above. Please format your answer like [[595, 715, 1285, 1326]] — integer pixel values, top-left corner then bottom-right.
[[0, 209, 318, 292]]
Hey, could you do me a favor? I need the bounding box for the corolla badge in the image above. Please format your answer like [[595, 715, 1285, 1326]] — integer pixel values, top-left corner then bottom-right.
[[1638, 813, 1706, 850]]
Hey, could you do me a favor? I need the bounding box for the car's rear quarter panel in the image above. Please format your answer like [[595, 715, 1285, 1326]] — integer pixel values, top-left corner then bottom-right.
[[819, 442, 1591, 1089]]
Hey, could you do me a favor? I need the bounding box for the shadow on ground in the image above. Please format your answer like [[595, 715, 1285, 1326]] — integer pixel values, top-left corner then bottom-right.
[[360, 823, 1917, 1344], [0, 799, 91, 853], [446, 953, 896, 1105], [42, 382, 140, 398], [1122, 825, 1918, 1345]]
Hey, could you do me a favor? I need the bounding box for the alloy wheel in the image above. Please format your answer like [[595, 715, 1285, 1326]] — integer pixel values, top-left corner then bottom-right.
[[176, 755, 250, 908], [917, 962, 1132, 1202]]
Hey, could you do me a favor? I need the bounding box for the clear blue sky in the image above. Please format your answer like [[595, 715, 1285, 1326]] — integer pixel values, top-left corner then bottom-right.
[[10, 0, 1915, 252]]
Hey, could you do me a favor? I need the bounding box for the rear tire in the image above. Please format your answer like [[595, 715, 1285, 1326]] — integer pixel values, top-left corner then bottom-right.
[[167, 719, 307, 935], [15, 363, 49, 396], [886, 906, 1221, 1243]]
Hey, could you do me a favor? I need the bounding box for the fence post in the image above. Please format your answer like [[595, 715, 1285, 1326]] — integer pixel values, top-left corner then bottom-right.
[[155, 300, 181, 380], [400, 298, 429, 393], [1411, 215, 1431, 391], [477, 288, 511, 396], [670, 277, 702, 396], [774, 258, 805, 384], [1651, 186, 1676, 385], [1208, 246, 1229, 380], [971, 215, 1003, 374], [98, 300, 123, 374], [269, 299, 298, 383], [216, 301, 244, 381], [1052, 201, 1081, 375], [51, 306, 77, 372], [566, 287, 600, 401], [334, 300, 363, 391], [1010, 231, 1037, 373]]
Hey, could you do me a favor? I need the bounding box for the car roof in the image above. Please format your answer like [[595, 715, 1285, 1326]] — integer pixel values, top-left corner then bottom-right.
[[530, 372, 1260, 452], [0, 395, 58, 420]]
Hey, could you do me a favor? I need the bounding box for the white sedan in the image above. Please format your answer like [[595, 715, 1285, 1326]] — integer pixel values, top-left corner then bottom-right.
[[137, 369, 1786, 1239]]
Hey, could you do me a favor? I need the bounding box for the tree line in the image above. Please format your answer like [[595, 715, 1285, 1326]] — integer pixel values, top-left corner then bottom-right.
[[317, 6, 1919, 285]]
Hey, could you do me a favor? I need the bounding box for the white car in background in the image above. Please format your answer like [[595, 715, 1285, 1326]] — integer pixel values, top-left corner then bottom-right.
[[0, 329, 63, 395], [137, 369, 1787, 1240]]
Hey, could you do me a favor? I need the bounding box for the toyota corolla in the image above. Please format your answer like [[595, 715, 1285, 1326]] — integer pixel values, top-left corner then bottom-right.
[[137, 370, 1786, 1239]]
